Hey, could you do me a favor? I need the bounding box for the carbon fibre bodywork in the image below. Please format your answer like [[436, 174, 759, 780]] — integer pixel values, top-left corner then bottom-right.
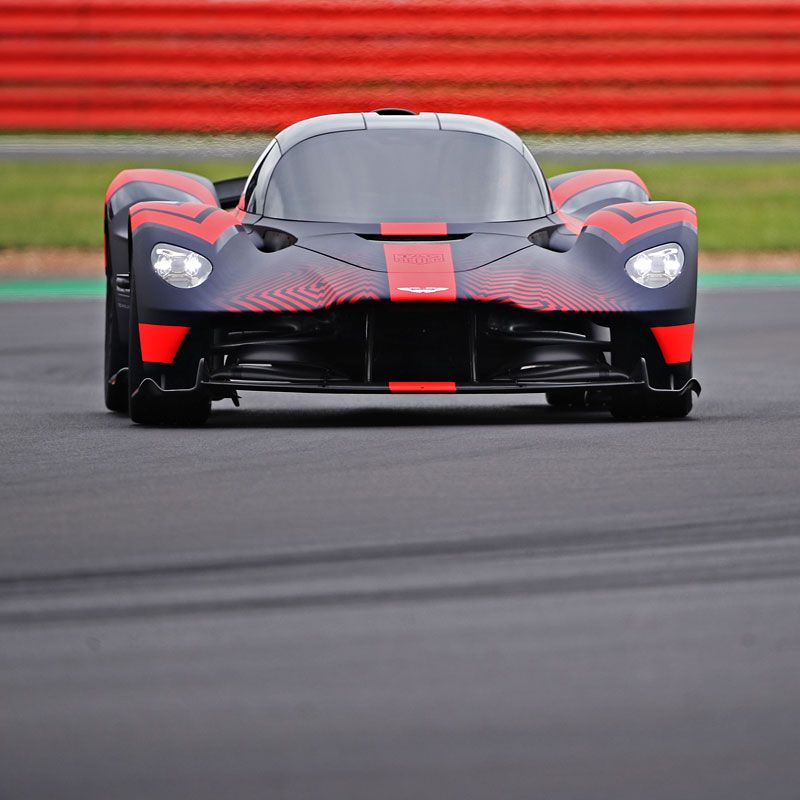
[[104, 111, 700, 421], [127, 210, 697, 321]]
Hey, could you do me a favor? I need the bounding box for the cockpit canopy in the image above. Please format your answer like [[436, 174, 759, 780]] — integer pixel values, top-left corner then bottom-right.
[[244, 115, 552, 224]]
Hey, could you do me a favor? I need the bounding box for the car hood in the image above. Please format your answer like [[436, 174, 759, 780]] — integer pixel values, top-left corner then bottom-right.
[[296, 232, 533, 273]]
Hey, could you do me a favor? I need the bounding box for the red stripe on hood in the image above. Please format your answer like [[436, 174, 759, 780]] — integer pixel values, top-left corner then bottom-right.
[[383, 241, 457, 301], [380, 222, 447, 237]]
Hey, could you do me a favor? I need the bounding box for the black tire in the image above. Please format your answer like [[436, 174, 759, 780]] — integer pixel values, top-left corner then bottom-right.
[[545, 389, 587, 409], [128, 280, 211, 426], [610, 390, 693, 421], [104, 275, 128, 412]]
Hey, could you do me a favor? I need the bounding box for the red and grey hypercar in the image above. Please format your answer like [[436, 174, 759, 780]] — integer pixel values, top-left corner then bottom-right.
[[104, 109, 700, 425]]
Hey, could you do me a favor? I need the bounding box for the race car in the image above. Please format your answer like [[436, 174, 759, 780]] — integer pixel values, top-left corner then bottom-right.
[[104, 109, 700, 425]]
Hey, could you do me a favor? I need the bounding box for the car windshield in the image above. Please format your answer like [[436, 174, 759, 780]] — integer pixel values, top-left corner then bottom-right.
[[257, 130, 549, 223]]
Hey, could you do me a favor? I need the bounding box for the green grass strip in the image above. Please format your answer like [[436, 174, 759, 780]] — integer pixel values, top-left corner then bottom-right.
[[697, 272, 800, 288], [2, 273, 800, 301], [0, 278, 105, 300], [3, 159, 800, 251]]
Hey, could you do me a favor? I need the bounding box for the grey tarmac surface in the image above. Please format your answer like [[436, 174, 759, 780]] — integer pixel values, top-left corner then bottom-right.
[[1, 289, 800, 799]]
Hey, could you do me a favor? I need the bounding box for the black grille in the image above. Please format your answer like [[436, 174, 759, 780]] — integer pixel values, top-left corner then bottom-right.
[[370, 304, 471, 382]]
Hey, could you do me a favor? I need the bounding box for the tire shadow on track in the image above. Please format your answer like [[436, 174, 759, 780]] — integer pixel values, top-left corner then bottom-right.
[[208, 405, 613, 429], [91, 404, 706, 428], [104, 405, 701, 429]]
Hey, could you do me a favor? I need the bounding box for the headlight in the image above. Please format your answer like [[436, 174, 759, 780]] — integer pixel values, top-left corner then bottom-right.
[[150, 244, 212, 288], [624, 243, 684, 288]]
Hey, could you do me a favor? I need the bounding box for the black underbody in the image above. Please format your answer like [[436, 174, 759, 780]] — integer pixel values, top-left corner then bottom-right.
[[143, 302, 693, 401]]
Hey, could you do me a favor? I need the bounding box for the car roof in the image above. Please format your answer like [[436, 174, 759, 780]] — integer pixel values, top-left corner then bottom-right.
[[274, 111, 526, 154]]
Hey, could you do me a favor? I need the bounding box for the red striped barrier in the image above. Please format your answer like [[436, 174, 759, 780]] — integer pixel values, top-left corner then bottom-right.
[[1, 0, 799, 132]]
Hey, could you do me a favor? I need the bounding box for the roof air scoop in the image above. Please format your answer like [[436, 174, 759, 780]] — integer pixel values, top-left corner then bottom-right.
[[371, 108, 417, 116]]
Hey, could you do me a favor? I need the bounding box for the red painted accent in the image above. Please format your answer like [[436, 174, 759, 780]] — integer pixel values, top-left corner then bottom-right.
[[380, 222, 448, 237], [610, 201, 686, 219], [651, 323, 695, 364], [138, 323, 191, 363], [383, 242, 457, 302], [551, 169, 649, 209], [389, 381, 457, 393], [105, 169, 217, 206], [585, 202, 697, 244], [130, 202, 235, 244], [459, 265, 625, 313], [222, 261, 385, 313]]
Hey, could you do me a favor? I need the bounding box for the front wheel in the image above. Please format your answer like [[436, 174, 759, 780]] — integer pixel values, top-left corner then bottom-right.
[[104, 276, 128, 412], [128, 281, 211, 426]]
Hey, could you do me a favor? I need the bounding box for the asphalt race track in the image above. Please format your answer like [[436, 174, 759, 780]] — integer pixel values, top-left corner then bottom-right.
[[2, 288, 800, 800]]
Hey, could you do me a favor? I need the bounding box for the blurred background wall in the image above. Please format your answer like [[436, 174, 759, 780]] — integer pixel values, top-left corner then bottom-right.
[[2, 0, 800, 281], [2, 0, 799, 134]]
